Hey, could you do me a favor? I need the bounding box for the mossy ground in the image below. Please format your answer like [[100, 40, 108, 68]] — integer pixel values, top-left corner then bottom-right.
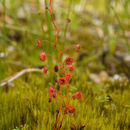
[[0, 66, 130, 130]]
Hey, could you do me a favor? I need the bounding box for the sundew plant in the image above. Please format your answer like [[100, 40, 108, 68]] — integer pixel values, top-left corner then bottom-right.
[[36, 0, 82, 129]]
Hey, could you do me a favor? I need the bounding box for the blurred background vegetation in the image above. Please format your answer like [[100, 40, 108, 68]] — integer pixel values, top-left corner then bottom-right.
[[0, 0, 130, 129]]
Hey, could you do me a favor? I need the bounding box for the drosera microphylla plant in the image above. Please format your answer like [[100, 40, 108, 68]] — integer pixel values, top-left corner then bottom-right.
[[36, 0, 83, 129]]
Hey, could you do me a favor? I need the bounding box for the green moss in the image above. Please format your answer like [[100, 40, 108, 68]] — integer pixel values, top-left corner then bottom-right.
[[0, 72, 130, 130]]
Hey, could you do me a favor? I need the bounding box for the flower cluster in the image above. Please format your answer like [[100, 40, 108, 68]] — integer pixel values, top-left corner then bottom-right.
[[35, 0, 82, 129]]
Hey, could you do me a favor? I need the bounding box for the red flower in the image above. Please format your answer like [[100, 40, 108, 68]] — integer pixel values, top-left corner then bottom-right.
[[58, 77, 67, 85], [69, 65, 75, 72], [64, 57, 74, 65], [76, 92, 82, 99], [54, 65, 59, 72], [65, 73, 72, 81], [76, 44, 80, 52], [64, 105, 75, 114], [72, 92, 82, 100], [36, 38, 41, 48], [48, 86, 54, 96], [43, 66, 48, 74], [40, 52, 46, 61]]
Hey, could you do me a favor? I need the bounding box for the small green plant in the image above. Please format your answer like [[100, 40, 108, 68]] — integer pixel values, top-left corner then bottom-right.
[[36, 0, 82, 129]]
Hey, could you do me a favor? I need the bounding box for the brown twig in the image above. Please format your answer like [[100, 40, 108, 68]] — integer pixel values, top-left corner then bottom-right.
[[0, 68, 42, 87]]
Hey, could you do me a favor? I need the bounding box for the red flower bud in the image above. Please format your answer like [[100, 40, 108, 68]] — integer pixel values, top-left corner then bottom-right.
[[64, 57, 74, 65], [36, 38, 41, 48], [70, 125, 76, 130], [54, 65, 59, 72], [48, 97, 52, 102], [76, 92, 82, 99], [40, 52, 46, 61], [43, 66, 48, 74], [76, 44, 80, 52], [69, 65, 75, 72], [58, 77, 67, 85], [65, 73, 72, 81], [48, 86, 54, 96], [64, 105, 75, 114], [72, 92, 82, 100]]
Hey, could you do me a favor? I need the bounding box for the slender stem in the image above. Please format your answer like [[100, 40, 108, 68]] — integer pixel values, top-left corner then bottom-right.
[[55, 25, 64, 46], [42, 40, 55, 46], [42, 40, 61, 54], [68, 95, 72, 105], [46, 0, 65, 47], [47, 54, 62, 67], [64, 0, 73, 40], [54, 110, 59, 130], [48, 9, 58, 31], [59, 113, 65, 129], [57, 110, 61, 129], [55, 30, 60, 46]]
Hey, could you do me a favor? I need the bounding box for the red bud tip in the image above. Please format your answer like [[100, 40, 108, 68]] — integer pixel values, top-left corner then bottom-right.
[[43, 66, 48, 74], [36, 38, 41, 48], [76, 44, 80, 52], [40, 52, 46, 61], [54, 65, 59, 72]]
